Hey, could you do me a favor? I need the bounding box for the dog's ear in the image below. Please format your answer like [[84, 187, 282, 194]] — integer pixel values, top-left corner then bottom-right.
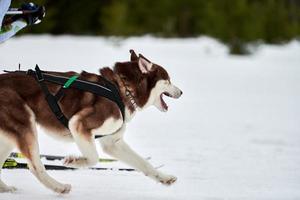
[[138, 55, 152, 74], [138, 53, 151, 63], [130, 49, 138, 61]]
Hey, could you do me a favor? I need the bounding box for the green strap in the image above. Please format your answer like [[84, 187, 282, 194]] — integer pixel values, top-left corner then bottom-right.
[[63, 75, 79, 89]]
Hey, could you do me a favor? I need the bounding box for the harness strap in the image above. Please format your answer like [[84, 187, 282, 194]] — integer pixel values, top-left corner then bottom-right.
[[6, 65, 125, 139], [54, 75, 79, 101], [63, 75, 79, 89], [24, 65, 125, 119], [54, 87, 66, 101], [25, 67, 125, 120], [34, 66, 69, 128]]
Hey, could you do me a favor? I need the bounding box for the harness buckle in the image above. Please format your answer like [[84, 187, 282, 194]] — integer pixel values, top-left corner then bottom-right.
[[35, 65, 45, 82]]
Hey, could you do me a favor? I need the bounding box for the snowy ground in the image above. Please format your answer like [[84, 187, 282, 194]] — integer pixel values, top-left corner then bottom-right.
[[0, 36, 300, 200]]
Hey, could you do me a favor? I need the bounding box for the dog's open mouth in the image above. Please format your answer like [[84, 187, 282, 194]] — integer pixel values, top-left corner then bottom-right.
[[160, 92, 172, 111]]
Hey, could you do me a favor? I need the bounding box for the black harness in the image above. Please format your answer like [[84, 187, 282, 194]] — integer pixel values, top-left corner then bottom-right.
[[6, 65, 125, 139]]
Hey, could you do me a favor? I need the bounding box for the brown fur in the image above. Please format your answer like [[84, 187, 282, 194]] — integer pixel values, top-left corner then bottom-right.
[[0, 71, 121, 137], [0, 50, 170, 141], [0, 50, 180, 193]]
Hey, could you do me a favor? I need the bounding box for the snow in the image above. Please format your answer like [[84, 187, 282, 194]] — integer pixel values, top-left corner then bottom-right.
[[0, 35, 300, 199]]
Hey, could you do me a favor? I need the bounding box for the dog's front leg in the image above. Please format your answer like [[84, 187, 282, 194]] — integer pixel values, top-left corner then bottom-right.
[[64, 115, 99, 168], [100, 126, 177, 185]]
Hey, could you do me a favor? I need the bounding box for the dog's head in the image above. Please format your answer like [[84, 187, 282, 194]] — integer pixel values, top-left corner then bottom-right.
[[114, 50, 182, 112]]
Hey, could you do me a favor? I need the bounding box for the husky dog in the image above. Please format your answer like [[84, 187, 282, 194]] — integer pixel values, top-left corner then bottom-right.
[[0, 50, 182, 193]]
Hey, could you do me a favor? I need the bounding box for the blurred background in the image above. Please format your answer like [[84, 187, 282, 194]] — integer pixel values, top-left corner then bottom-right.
[[10, 0, 300, 54], [1, 1, 300, 199]]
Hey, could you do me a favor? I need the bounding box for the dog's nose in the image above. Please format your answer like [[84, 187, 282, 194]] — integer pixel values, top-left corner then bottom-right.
[[176, 90, 183, 98]]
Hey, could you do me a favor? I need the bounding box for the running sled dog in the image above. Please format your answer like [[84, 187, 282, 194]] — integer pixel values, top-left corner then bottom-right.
[[0, 50, 182, 193]]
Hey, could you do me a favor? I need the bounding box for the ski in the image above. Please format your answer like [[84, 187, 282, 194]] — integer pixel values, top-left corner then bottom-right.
[[3, 158, 136, 172], [5, 153, 156, 172], [9, 152, 117, 163]]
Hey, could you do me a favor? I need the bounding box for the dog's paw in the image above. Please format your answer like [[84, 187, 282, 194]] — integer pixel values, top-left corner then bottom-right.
[[63, 156, 88, 168], [0, 185, 17, 193], [54, 184, 72, 194], [155, 173, 177, 186]]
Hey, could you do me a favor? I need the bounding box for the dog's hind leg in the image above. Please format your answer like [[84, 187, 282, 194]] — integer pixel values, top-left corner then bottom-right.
[[20, 135, 71, 194], [0, 89, 70, 193], [63, 114, 99, 168], [17, 106, 71, 194], [99, 126, 177, 185], [0, 134, 16, 193]]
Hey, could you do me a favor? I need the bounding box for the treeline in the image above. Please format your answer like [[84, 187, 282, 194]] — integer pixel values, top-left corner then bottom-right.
[[11, 0, 300, 54]]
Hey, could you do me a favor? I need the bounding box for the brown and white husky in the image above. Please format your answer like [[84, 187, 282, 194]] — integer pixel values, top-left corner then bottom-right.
[[0, 50, 182, 194]]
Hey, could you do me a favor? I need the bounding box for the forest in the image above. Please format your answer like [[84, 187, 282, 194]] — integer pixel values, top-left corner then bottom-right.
[[10, 0, 300, 54]]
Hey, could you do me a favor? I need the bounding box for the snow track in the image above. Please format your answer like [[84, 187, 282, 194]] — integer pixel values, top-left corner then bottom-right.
[[0, 36, 300, 199]]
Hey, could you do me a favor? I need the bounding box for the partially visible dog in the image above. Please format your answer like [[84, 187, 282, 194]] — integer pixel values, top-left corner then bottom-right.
[[0, 50, 182, 193]]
